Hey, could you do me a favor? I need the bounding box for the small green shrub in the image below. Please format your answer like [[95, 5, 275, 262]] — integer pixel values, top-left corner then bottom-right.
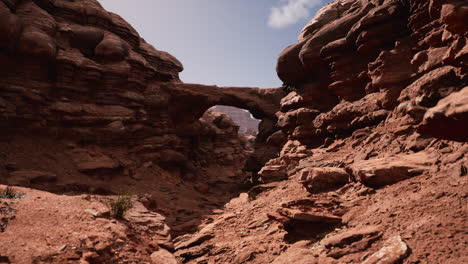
[[108, 194, 133, 219], [0, 186, 24, 199]]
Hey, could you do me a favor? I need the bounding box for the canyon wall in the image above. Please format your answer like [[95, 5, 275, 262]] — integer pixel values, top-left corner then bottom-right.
[[0, 0, 282, 254], [0, 0, 286, 192], [260, 0, 467, 183], [0, 0, 467, 263], [173, 1, 468, 263]]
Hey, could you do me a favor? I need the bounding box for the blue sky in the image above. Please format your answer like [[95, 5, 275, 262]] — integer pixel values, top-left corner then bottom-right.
[[98, 0, 330, 88]]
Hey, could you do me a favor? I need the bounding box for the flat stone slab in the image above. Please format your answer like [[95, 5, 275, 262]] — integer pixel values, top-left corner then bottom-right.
[[347, 152, 435, 187], [321, 225, 381, 248], [299, 167, 350, 192], [278, 208, 342, 223]]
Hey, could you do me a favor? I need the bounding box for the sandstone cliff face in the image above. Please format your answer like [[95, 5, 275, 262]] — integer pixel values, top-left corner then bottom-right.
[[172, 1, 467, 263], [266, 0, 467, 182], [0, 1, 279, 261], [0, 0, 283, 197], [275, 0, 466, 147], [0, 0, 467, 263]]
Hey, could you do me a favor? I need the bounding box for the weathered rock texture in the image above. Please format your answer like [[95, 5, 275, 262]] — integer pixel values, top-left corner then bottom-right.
[[0, 0, 467, 263], [276, 0, 467, 147], [0, 0, 285, 201], [171, 0, 467, 263], [0, 0, 285, 177], [0, 1, 283, 262]]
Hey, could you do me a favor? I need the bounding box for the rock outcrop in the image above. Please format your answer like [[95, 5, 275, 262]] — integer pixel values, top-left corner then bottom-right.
[[0, 0, 285, 182], [0, 0, 285, 213], [169, 0, 467, 263], [0, 0, 467, 263], [0, 1, 283, 262], [418, 86, 468, 141], [276, 0, 467, 146]]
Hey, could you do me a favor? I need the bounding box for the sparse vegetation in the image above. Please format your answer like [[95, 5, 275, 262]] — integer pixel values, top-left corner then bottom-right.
[[108, 193, 133, 220], [0, 186, 24, 199]]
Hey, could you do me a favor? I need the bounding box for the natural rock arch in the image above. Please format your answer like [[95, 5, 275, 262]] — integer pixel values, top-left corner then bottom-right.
[[167, 83, 287, 174], [167, 83, 285, 124]]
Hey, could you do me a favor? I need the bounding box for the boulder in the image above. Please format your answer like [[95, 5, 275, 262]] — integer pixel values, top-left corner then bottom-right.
[[398, 66, 460, 103], [258, 164, 287, 183], [69, 148, 120, 174], [278, 108, 320, 131], [441, 2, 468, 35], [362, 236, 409, 264], [418, 86, 468, 142], [151, 248, 178, 264], [269, 199, 343, 226], [321, 225, 382, 259], [77, 157, 119, 173], [298, 167, 349, 192], [174, 221, 217, 250], [347, 152, 435, 188], [322, 225, 381, 248]]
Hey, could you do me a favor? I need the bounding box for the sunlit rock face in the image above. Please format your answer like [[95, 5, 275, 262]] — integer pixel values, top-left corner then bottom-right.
[[0, 0, 287, 178], [0, 0, 285, 246], [185, 2, 465, 263], [275, 0, 467, 147], [0, 0, 467, 263]]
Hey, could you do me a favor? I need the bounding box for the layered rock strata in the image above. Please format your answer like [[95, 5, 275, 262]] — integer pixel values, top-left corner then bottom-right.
[[0, 0, 283, 196], [0, 0, 467, 263], [0, 1, 283, 262], [261, 0, 467, 182], [175, 0, 467, 263]]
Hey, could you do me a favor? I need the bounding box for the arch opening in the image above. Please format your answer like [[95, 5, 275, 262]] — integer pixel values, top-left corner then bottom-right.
[[167, 83, 287, 182], [209, 105, 260, 137]]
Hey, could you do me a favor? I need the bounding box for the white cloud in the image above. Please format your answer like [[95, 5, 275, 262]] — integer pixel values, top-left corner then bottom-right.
[[268, 0, 324, 29]]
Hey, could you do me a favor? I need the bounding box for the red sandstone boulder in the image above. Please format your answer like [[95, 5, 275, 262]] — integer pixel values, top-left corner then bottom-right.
[[151, 248, 179, 264], [69, 148, 120, 174], [321, 225, 382, 259], [276, 41, 309, 84], [258, 164, 287, 183], [298, 167, 349, 192], [347, 152, 435, 188], [418, 86, 468, 142], [441, 2, 468, 35]]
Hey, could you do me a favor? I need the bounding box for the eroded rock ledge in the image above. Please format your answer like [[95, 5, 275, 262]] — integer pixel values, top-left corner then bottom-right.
[[0, 1, 283, 262], [0, 0, 284, 189], [175, 0, 467, 263], [0, 0, 467, 263]]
